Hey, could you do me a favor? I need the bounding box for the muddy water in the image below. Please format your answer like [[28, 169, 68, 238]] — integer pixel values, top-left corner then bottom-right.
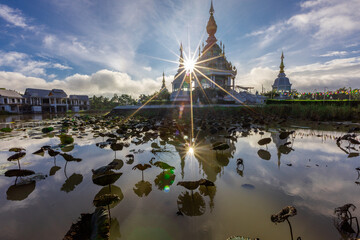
[[0, 115, 359, 240]]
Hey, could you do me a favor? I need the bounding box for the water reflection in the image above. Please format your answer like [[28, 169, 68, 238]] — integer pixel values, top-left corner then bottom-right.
[[0, 114, 359, 239], [177, 191, 206, 217], [154, 169, 175, 191]]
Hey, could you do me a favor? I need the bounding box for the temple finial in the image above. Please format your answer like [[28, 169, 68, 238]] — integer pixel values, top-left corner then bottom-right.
[[162, 71, 166, 89], [210, 0, 214, 15], [179, 42, 184, 65], [206, 0, 217, 45], [280, 51, 285, 73]]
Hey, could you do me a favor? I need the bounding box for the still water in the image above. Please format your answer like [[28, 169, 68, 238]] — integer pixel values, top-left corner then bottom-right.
[[0, 114, 359, 240]]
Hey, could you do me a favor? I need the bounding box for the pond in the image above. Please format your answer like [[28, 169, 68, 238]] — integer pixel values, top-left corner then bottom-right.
[[0, 113, 359, 240]]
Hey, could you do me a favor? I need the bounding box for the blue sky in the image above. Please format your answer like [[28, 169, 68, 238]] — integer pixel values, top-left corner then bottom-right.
[[0, 0, 359, 97]]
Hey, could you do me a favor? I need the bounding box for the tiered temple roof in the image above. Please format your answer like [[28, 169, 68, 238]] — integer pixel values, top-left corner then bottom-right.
[[171, 0, 237, 100]]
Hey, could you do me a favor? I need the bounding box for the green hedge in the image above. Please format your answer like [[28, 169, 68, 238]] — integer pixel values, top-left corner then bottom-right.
[[266, 99, 360, 107]]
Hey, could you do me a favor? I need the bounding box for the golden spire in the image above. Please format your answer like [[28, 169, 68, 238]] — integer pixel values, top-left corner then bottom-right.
[[162, 71, 166, 89], [179, 42, 184, 67], [206, 0, 217, 45], [279, 51, 285, 73]]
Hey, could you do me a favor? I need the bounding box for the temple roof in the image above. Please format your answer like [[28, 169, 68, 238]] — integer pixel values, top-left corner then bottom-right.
[[272, 52, 291, 91], [172, 0, 237, 87]]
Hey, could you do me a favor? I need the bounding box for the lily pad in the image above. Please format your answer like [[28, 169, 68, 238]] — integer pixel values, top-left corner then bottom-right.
[[92, 171, 122, 186], [133, 180, 152, 197], [6, 181, 36, 201], [9, 147, 25, 152], [61, 173, 83, 193], [93, 194, 121, 207], [7, 152, 26, 161], [258, 138, 271, 146], [258, 149, 271, 160], [49, 166, 61, 176], [1, 127, 12, 133], [59, 134, 74, 145], [348, 152, 359, 158], [42, 127, 54, 133], [61, 153, 82, 162], [5, 169, 35, 177], [94, 185, 124, 208]]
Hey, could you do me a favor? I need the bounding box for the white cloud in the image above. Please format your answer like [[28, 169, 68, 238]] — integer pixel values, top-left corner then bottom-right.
[[0, 4, 29, 29], [246, 0, 360, 48], [0, 69, 164, 98], [143, 66, 152, 72], [52, 63, 72, 70], [0, 51, 72, 77], [319, 51, 348, 57], [43, 35, 55, 48]]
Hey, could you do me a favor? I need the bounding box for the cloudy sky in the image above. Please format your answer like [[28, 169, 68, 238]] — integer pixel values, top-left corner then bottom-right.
[[0, 0, 359, 97]]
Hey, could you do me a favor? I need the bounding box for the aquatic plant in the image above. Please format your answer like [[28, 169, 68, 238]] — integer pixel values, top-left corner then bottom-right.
[[271, 206, 299, 240], [334, 203, 359, 238], [0, 127, 12, 132], [59, 134, 74, 145]]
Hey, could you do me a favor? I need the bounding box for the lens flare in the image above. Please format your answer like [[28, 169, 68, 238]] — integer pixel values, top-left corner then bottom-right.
[[184, 58, 196, 74], [164, 185, 170, 192], [188, 147, 194, 154]]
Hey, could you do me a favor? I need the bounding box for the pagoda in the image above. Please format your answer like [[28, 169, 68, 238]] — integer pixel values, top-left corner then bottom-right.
[[272, 52, 292, 97], [170, 0, 237, 102]]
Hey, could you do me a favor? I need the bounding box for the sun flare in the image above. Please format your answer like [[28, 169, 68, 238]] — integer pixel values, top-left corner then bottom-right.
[[184, 58, 196, 74], [188, 146, 194, 154]]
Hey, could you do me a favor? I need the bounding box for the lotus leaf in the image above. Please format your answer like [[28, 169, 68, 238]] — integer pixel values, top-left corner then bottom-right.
[[92, 171, 122, 186], [5, 169, 35, 177], [258, 138, 271, 146], [258, 149, 271, 160]]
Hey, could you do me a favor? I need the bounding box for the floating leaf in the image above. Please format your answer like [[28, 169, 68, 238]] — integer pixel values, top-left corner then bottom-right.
[[9, 147, 25, 152], [258, 138, 271, 146], [49, 166, 61, 176], [59, 134, 74, 145], [93, 194, 121, 207], [151, 142, 160, 149], [6, 181, 36, 201], [61, 153, 82, 162], [177, 181, 200, 191], [7, 152, 26, 161], [61, 144, 74, 153], [154, 170, 175, 191], [153, 161, 175, 170], [177, 191, 205, 217], [279, 145, 293, 155], [348, 152, 359, 158], [42, 127, 54, 133], [133, 180, 152, 197], [32, 148, 45, 156], [279, 131, 294, 140], [92, 171, 122, 186], [5, 169, 35, 177], [258, 149, 271, 160], [110, 143, 123, 152], [94, 185, 124, 208], [1, 127, 12, 133], [212, 142, 230, 151], [61, 173, 83, 193]]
